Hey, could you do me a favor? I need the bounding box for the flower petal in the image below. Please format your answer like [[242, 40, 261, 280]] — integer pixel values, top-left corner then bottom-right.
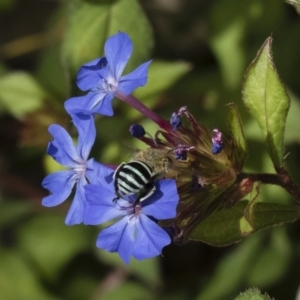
[[105, 32, 133, 80], [72, 113, 96, 160], [141, 179, 179, 220], [65, 92, 99, 114], [42, 170, 76, 207], [47, 124, 81, 167], [92, 92, 114, 115], [118, 60, 152, 95], [96, 215, 135, 264], [65, 177, 87, 225], [85, 159, 114, 187], [65, 91, 114, 117], [76, 57, 109, 91], [132, 214, 171, 261], [84, 184, 129, 225]]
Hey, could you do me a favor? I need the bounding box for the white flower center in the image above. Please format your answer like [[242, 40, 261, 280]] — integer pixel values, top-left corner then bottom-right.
[[104, 76, 118, 92], [73, 161, 87, 178]]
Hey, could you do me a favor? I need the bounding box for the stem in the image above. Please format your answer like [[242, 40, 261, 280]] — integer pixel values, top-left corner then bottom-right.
[[238, 168, 300, 203], [115, 90, 172, 131]]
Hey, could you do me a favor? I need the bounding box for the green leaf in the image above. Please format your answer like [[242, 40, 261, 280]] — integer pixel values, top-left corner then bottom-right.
[[62, 0, 153, 76], [242, 37, 290, 169], [127, 60, 191, 118], [36, 45, 69, 100], [0, 72, 52, 118], [0, 249, 60, 300], [239, 216, 253, 235], [246, 228, 292, 287], [227, 103, 248, 170], [249, 202, 299, 230], [196, 234, 263, 300], [209, 18, 246, 89], [234, 288, 272, 300], [241, 181, 260, 234], [17, 214, 94, 282], [190, 200, 299, 246], [134, 60, 191, 100], [190, 201, 248, 246]]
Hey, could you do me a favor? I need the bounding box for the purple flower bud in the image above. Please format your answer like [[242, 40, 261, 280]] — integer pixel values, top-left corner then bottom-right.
[[212, 129, 223, 144], [174, 145, 195, 160], [129, 124, 146, 137], [170, 112, 182, 131], [211, 129, 224, 154], [177, 106, 188, 116], [174, 148, 187, 160]]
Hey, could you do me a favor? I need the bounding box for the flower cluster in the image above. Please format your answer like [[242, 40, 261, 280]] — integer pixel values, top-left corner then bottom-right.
[[42, 32, 178, 263], [43, 31, 247, 263]]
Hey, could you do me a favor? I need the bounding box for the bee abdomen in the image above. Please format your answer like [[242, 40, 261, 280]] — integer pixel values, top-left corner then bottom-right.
[[115, 161, 153, 196]]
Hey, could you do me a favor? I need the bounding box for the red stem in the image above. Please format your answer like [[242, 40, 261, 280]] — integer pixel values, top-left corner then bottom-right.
[[115, 90, 172, 131]]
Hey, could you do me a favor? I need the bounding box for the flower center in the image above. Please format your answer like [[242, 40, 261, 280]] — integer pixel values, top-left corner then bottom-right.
[[133, 203, 142, 215], [72, 161, 87, 178], [104, 76, 118, 92]]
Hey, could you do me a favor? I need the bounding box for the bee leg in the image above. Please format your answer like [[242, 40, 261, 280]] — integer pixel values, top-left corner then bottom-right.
[[112, 194, 121, 204], [138, 183, 156, 202]]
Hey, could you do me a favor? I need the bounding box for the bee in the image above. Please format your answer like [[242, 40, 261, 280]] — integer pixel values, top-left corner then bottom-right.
[[113, 148, 173, 203]]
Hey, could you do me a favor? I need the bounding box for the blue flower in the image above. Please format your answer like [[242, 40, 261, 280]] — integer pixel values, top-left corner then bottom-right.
[[42, 114, 110, 225], [84, 170, 179, 264], [64, 32, 151, 116]]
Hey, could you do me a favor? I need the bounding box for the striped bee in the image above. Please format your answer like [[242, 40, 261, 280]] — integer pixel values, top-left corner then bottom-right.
[[113, 148, 172, 203]]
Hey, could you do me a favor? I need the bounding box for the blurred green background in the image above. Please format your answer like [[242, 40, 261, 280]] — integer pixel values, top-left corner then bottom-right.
[[1, 0, 300, 299]]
